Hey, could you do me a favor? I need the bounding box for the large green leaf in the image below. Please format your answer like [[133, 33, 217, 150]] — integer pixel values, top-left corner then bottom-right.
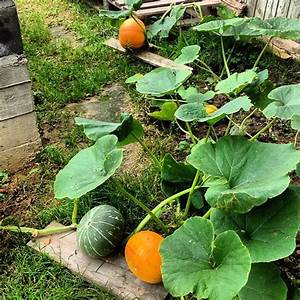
[[161, 154, 196, 183], [54, 135, 123, 199], [147, 5, 186, 39], [99, 9, 130, 19], [238, 263, 287, 300], [125, 0, 143, 10], [160, 217, 251, 300], [263, 83, 300, 120], [224, 17, 300, 40], [193, 18, 246, 34], [215, 69, 258, 95], [178, 86, 215, 102], [211, 189, 300, 262], [175, 102, 206, 122], [187, 136, 300, 213], [148, 101, 177, 121], [75, 113, 144, 145], [175, 96, 252, 123], [136, 67, 192, 97], [174, 45, 200, 65]]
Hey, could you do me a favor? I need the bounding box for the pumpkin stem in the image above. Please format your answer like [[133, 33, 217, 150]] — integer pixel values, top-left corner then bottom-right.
[[112, 179, 168, 234], [72, 198, 79, 225]]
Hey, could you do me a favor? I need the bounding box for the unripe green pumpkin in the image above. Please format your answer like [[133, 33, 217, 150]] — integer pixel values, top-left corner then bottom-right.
[[77, 205, 124, 257]]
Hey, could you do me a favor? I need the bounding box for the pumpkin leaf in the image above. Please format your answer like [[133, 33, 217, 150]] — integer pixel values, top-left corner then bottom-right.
[[291, 115, 300, 130], [190, 189, 204, 209], [161, 154, 197, 198], [54, 135, 123, 199], [215, 69, 258, 95], [136, 67, 192, 97], [160, 217, 251, 300], [238, 263, 287, 300], [117, 119, 144, 146], [224, 17, 300, 40], [175, 96, 251, 123], [174, 45, 200, 65], [126, 0, 143, 10], [149, 101, 177, 121], [178, 86, 215, 102], [99, 9, 130, 19], [147, 5, 186, 39], [193, 17, 247, 34], [161, 154, 196, 183], [175, 102, 206, 122], [211, 188, 300, 262], [75, 113, 143, 145], [187, 136, 300, 213], [263, 83, 300, 121], [125, 73, 143, 84]]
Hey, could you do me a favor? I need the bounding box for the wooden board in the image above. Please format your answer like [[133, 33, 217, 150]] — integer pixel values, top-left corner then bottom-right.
[[28, 222, 168, 300], [245, 0, 300, 19], [104, 37, 193, 70]]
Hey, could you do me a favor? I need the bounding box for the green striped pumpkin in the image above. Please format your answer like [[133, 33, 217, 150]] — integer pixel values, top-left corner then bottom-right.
[[77, 205, 125, 257]]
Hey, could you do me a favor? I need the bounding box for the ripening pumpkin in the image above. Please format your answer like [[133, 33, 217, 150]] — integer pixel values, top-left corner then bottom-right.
[[119, 17, 146, 49], [125, 230, 164, 284], [205, 104, 218, 115]]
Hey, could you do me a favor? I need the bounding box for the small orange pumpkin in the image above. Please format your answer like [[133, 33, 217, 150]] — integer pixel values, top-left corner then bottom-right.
[[119, 17, 146, 49], [125, 230, 164, 284], [205, 104, 218, 115]]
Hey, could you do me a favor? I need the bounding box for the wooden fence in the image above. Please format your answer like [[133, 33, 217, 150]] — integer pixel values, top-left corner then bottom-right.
[[243, 0, 300, 19]]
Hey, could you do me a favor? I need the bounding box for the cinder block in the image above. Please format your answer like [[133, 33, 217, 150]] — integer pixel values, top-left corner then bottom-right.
[[0, 111, 41, 151]]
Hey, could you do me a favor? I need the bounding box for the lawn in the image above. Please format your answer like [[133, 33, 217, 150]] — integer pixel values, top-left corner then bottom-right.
[[1, 0, 300, 299]]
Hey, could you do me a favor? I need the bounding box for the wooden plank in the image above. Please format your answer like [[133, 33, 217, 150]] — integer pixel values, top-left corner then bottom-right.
[[287, 0, 300, 19], [254, 0, 267, 18], [275, 0, 291, 17], [264, 0, 278, 19], [0, 82, 34, 121], [135, 0, 221, 17], [0, 112, 40, 150], [139, 0, 195, 9], [220, 0, 247, 16], [0, 55, 30, 88], [28, 222, 168, 300], [104, 38, 193, 70], [246, 0, 258, 17]]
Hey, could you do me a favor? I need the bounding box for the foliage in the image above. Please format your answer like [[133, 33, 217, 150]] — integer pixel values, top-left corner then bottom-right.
[[147, 5, 186, 39], [54, 135, 123, 199], [160, 217, 251, 299]]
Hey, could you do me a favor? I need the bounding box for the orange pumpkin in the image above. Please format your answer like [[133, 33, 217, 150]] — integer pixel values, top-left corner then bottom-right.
[[125, 230, 164, 284], [205, 104, 218, 115], [119, 17, 146, 49]]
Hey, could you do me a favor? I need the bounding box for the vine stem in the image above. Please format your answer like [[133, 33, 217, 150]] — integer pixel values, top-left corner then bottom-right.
[[185, 122, 197, 145], [131, 132, 161, 170], [224, 114, 233, 135], [0, 224, 76, 237], [220, 35, 230, 78], [240, 108, 258, 129], [250, 119, 275, 141], [202, 208, 211, 219], [220, 42, 236, 79], [226, 116, 252, 138], [183, 170, 201, 218], [253, 37, 273, 69], [176, 121, 199, 143], [112, 179, 168, 234], [205, 126, 212, 142], [294, 130, 299, 148], [72, 198, 79, 225], [132, 186, 201, 235], [195, 59, 221, 81]]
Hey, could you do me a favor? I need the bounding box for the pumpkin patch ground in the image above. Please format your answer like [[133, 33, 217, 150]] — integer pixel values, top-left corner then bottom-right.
[[1, 0, 300, 299]]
